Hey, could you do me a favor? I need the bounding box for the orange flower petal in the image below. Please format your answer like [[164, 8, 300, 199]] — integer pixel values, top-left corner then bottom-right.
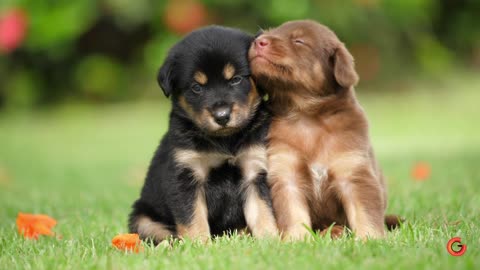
[[112, 233, 143, 253], [32, 222, 54, 236], [16, 212, 57, 239], [34, 214, 57, 228], [411, 162, 431, 181]]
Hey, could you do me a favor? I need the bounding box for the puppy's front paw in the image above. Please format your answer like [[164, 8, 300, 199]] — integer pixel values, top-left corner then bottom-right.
[[252, 223, 279, 239], [176, 224, 211, 243], [354, 227, 385, 241], [282, 225, 312, 242]]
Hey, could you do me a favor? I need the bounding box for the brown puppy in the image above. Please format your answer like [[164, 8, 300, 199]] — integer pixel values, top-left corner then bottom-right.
[[249, 20, 390, 240]]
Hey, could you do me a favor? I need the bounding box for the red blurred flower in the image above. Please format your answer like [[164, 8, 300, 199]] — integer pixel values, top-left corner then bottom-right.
[[411, 162, 431, 181], [0, 8, 28, 53], [164, 0, 208, 35]]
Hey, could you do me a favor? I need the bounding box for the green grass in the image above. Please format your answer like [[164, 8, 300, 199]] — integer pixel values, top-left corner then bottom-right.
[[1, 73, 479, 269]]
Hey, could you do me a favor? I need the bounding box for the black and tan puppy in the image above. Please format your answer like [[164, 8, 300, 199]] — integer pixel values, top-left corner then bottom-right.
[[129, 26, 278, 243]]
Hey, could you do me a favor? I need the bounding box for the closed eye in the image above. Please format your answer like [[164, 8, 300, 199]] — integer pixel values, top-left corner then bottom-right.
[[294, 39, 305, 45]]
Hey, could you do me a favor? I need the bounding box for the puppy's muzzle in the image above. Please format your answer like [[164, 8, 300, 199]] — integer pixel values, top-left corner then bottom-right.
[[254, 37, 270, 48], [210, 105, 232, 126]]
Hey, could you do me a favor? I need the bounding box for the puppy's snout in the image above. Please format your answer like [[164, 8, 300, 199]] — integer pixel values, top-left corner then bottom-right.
[[258, 38, 270, 47], [254, 36, 270, 49], [211, 105, 232, 126]]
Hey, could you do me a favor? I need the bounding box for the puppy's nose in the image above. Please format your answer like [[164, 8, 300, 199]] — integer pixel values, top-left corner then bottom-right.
[[256, 38, 269, 48], [211, 106, 232, 126]]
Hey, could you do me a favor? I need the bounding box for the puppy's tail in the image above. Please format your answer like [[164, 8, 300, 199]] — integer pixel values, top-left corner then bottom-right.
[[385, 214, 404, 231]]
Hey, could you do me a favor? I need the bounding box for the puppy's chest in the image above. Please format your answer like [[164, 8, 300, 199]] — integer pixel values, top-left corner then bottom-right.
[[272, 116, 364, 195], [272, 117, 337, 159], [173, 145, 267, 184]]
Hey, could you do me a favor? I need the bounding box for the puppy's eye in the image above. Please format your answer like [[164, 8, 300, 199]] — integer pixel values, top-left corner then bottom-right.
[[191, 84, 203, 94], [294, 39, 305, 45], [230, 75, 243, 86]]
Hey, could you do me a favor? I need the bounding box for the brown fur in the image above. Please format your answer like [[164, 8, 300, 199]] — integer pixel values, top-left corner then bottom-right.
[[249, 20, 393, 240]]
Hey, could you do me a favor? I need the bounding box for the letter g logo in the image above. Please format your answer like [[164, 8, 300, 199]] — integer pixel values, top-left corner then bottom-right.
[[447, 237, 467, 256]]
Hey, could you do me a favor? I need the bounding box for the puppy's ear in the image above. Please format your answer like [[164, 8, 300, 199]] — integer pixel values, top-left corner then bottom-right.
[[157, 55, 175, 97], [333, 44, 359, 88]]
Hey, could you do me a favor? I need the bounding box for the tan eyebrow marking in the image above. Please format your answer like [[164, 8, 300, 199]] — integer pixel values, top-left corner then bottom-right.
[[194, 71, 208, 85], [223, 63, 235, 80]]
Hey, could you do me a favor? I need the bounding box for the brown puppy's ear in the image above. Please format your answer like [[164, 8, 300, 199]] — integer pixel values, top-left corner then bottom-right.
[[333, 44, 359, 88]]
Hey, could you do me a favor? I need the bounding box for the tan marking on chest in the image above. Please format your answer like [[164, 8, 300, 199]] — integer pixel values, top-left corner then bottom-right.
[[174, 145, 268, 184], [235, 145, 267, 184], [174, 150, 230, 183]]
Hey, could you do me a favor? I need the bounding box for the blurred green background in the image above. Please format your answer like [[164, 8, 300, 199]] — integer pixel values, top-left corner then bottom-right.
[[0, 0, 479, 108]]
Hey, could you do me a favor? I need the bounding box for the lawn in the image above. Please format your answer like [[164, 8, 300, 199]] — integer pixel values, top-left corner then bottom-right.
[[0, 73, 479, 269]]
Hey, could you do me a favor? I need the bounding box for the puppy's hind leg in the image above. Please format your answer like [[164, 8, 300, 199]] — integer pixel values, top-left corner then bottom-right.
[[131, 215, 175, 244], [129, 200, 176, 244]]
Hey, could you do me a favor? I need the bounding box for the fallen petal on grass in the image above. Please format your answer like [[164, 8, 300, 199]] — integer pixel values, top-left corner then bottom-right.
[[112, 233, 143, 253], [16, 213, 57, 239], [411, 162, 431, 181]]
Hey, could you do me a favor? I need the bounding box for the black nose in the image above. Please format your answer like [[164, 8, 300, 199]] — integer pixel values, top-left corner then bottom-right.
[[211, 106, 232, 126]]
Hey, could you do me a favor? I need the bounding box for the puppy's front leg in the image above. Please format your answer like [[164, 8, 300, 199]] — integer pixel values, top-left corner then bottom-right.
[[243, 178, 278, 238], [173, 149, 214, 242], [268, 145, 312, 241], [176, 187, 210, 242], [238, 146, 278, 238]]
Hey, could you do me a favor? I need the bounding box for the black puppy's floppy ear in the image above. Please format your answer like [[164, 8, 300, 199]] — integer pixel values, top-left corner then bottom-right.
[[157, 55, 175, 97], [333, 44, 359, 88]]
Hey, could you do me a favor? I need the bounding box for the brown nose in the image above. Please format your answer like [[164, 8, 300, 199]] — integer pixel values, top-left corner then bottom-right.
[[255, 38, 269, 48]]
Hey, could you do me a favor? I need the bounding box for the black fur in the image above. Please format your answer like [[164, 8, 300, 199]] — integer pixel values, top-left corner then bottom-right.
[[128, 26, 273, 243]]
